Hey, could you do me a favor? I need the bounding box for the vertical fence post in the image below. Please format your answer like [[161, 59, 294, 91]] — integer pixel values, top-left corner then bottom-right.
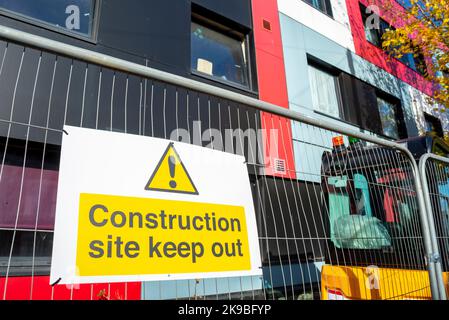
[[386, 152, 438, 300], [419, 153, 448, 300]]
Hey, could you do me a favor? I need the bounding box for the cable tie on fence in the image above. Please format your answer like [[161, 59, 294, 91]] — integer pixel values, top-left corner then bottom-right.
[[63, 129, 69, 136], [51, 278, 62, 286], [426, 253, 441, 264]]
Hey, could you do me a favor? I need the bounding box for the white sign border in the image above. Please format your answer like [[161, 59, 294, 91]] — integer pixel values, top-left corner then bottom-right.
[[50, 126, 263, 285]]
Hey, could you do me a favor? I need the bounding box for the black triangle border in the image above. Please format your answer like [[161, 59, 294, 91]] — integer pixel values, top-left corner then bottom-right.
[[144, 142, 199, 195]]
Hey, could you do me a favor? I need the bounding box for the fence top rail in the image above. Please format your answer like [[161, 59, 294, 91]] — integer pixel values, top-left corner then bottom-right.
[[420, 153, 449, 167], [0, 25, 411, 156]]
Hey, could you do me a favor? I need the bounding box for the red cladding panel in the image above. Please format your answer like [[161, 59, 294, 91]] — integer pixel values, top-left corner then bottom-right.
[[346, 0, 434, 96], [252, 0, 296, 179], [0, 276, 141, 300]]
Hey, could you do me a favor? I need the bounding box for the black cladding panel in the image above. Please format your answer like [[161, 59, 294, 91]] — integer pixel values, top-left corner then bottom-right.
[[97, 0, 254, 77], [192, 0, 253, 29], [97, 0, 191, 73], [0, 0, 256, 93], [0, 0, 259, 152], [339, 73, 383, 135], [255, 176, 327, 265]]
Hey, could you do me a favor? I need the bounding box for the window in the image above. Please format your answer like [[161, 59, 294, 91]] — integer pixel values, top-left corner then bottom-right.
[[0, 0, 96, 38], [432, 49, 449, 79], [360, 4, 427, 75], [327, 174, 391, 249], [325, 166, 422, 250], [308, 64, 342, 119], [338, 72, 384, 134], [424, 113, 444, 137], [308, 58, 406, 139], [360, 7, 389, 47], [396, 0, 416, 9], [191, 19, 249, 88], [0, 231, 53, 276], [397, 51, 427, 75], [302, 0, 333, 17], [377, 96, 400, 140], [375, 168, 419, 234], [433, 143, 449, 158]]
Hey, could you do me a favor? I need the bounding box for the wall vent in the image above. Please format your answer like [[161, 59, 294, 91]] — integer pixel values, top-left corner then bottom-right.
[[273, 158, 286, 174], [263, 19, 272, 31]]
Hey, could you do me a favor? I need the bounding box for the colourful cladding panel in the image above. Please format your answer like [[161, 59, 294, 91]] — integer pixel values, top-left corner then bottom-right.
[[252, 0, 296, 179], [0, 276, 141, 300], [0, 165, 57, 230], [346, 0, 434, 96]]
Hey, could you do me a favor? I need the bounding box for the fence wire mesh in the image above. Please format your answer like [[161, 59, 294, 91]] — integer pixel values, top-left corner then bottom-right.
[[422, 157, 449, 298], [0, 37, 435, 300]]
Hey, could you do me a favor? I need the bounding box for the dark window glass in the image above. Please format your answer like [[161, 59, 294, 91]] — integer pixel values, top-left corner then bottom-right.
[[0, 0, 95, 37], [337, 72, 383, 135], [397, 51, 427, 75], [360, 4, 427, 75], [361, 8, 389, 47], [426, 118, 437, 133], [424, 113, 445, 137], [396, 0, 413, 9], [303, 0, 333, 17], [310, 57, 406, 139], [433, 143, 449, 158], [397, 0, 442, 25], [191, 21, 249, 88], [0, 230, 53, 276], [377, 96, 400, 140]]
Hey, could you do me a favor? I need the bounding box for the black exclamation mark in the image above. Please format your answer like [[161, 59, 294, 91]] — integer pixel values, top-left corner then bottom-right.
[[168, 155, 177, 189]]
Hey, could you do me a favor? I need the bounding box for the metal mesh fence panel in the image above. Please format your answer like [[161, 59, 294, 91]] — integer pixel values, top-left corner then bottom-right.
[[421, 155, 449, 299], [0, 33, 437, 300]]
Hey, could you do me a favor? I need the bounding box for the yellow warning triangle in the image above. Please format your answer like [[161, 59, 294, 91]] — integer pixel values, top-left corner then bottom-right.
[[145, 143, 199, 195]]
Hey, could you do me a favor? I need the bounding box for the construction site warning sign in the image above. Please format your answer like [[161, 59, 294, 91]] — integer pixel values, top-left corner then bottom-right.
[[145, 143, 199, 195], [50, 126, 262, 285]]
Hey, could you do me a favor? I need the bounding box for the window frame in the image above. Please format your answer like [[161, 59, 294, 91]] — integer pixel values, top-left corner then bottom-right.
[[190, 12, 254, 92], [326, 173, 392, 250], [375, 93, 405, 140], [0, 0, 101, 43], [359, 3, 427, 76], [307, 59, 345, 120], [360, 4, 390, 47], [424, 113, 445, 137], [322, 149, 425, 267], [307, 56, 407, 140], [301, 0, 334, 18]]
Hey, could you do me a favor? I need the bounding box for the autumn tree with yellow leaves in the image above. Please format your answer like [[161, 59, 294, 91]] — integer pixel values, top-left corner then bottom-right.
[[380, 0, 449, 111]]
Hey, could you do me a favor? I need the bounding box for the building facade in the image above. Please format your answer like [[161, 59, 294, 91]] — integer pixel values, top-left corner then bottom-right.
[[0, 0, 445, 300]]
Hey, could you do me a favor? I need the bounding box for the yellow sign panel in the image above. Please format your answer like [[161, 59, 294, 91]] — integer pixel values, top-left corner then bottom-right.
[[145, 143, 198, 195], [76, 193, 251, 276]]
